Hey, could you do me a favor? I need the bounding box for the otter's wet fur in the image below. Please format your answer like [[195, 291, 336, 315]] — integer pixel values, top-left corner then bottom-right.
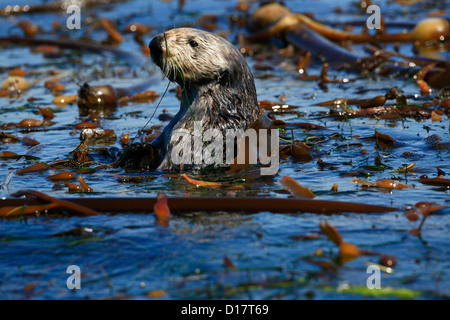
[[120, 28, 260, 171]]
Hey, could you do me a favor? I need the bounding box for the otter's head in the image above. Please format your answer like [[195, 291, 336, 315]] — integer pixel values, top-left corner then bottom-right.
[[149, 28, 247, 88]]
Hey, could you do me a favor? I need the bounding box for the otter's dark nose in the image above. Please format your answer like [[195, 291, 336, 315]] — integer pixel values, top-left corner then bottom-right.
[[149, 35, 163, 61]]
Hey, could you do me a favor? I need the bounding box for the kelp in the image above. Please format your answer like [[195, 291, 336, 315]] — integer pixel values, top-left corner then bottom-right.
[[247, 2, 450, 87], [0, 190, 397, 218]]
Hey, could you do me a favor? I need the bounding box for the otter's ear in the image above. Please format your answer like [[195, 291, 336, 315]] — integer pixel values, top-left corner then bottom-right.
[[218, 70, 232, 86]]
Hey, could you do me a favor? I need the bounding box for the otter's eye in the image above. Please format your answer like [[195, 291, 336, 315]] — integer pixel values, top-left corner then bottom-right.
[[189, 40, 198, 48]]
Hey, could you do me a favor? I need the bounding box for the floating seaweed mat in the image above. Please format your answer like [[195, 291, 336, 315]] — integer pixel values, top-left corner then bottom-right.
[[0, 193, 397, 216]]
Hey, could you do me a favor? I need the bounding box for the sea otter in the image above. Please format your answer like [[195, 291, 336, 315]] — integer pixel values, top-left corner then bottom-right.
[[118, 28, 263, 171]]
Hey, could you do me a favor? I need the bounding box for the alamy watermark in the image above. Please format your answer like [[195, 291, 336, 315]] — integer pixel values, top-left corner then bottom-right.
[[169, 121, 280, 175], [66, 5, 81, 30], [66, 5, 381, 33], [366, 264, 381, 289], [66, 265, 81, 289]]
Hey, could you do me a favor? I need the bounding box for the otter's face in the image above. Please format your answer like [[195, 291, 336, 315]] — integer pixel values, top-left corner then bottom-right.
[[149, 28, 242, 87]]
